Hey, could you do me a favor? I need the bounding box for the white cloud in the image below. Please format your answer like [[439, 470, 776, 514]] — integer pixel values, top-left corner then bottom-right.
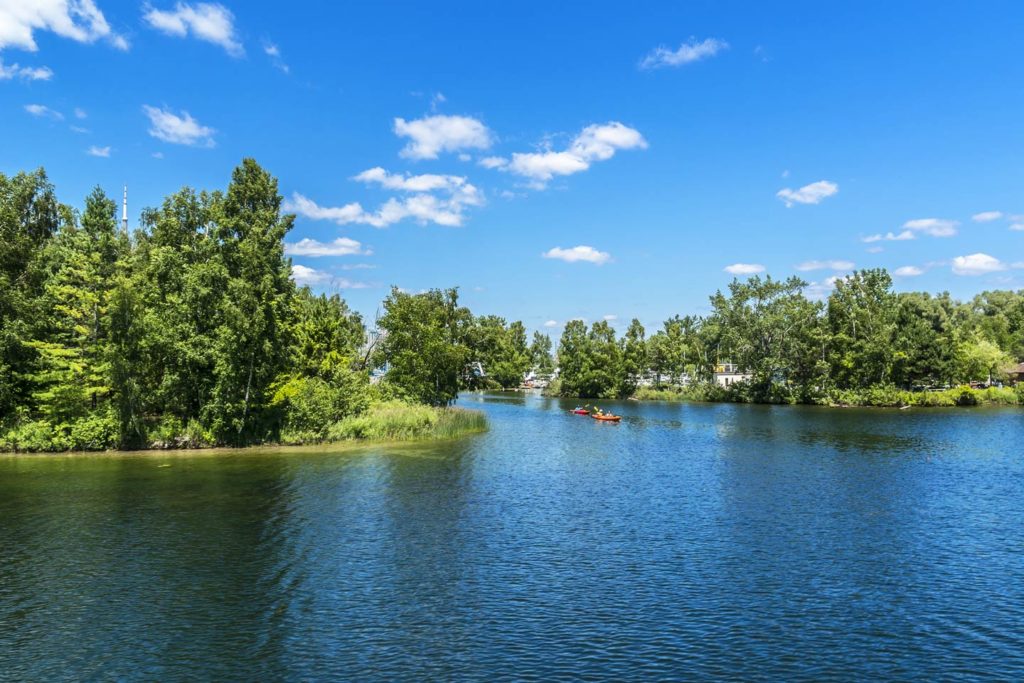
[[86, 145, 110, 157], [862, 230, 915, 243], [603, 314, 617, 321], [263, 40, 288, 73], [284, 237, 370, 257], [284, 194, 371, 224], [142, 105, 215, 147], [724, 263, 765, 275], [893, 266, 924, 277], [640, 37, 728, 69], [70, 125, 89, 133], [543, 245, 611, 265], [291, 264, 329, 285], [0, 0, 127, 51], [0, 59, 53, 80], [776, 180, 838, 207], [289, 166, 484, 229], [73, 107, 86, 119], [291, 264, 370, 289], [903, 217, 958, 237], [24, 103, 62, 119], [479, 156, 509, 169], [951, 253, 1007, 276], [394, 114, 493, 159], [285, 192, 473, 228], [151, 151, 164, 158], [1010, 223, 1024, 232], [543, 320, 558, 328], [804, 276, 841, 301], [353, 167, 480, 200], [795, 259, 854, 272], [971, 211, 1003, 223], [501, 122, 647, 187], [143, 2, 243, 56]]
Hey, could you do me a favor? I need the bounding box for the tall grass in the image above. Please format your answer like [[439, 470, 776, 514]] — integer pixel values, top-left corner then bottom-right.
[[325, 400, 487, 442]]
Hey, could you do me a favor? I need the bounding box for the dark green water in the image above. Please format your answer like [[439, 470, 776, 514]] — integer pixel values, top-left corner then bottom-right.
[[1, 394, 1023, 681]]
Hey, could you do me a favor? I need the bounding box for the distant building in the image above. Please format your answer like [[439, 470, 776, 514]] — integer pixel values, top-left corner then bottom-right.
[[714, 362, 751, 387], [1006, 362, 1024, 385]]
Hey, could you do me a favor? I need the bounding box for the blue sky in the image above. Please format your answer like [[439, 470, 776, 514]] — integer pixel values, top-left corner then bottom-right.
[[3, 1, 1023, 336]]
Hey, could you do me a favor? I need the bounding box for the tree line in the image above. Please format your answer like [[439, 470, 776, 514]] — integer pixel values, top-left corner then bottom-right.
[[553, 272, 1024, 403], [0, 161, 534, 451]]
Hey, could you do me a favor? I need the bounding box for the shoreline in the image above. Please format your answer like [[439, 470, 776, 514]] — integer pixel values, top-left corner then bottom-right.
[[0, 428, 488, 459], [547, 384, 1023, 409]]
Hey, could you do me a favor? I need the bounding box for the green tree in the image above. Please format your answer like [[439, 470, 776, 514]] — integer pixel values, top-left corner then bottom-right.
[[556, 319, 590, 396], [620, 318, 646, 396], [709, 275, 824, 398], [956, 334, 1013, 384], [890, 292, 957, 388], [28, 187, 124, 421], [490, 320, 530, 388], [291, 287, 365, 377], [827, 269, 897, 388], [377, 287, 470, 406], [0, 169, 70, 419], [205, 159, 295, 442], [529, 331, 555, 377]]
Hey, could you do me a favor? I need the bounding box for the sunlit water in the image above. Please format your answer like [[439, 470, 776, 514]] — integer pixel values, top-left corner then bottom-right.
[[2, 394, 1023, 680]]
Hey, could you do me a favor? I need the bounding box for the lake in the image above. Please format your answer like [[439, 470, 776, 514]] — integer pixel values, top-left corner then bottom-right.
[[1, 393, 1022, 680]]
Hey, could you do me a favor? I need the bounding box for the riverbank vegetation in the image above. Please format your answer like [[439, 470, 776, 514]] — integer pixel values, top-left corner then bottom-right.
[[0, 162, 497, 452], [555, 272, 1024, 407], [4, 161, 1022, 452]]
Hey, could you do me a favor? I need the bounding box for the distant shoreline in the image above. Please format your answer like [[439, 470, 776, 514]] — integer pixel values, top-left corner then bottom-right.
[[548, 384, 1023, 409]]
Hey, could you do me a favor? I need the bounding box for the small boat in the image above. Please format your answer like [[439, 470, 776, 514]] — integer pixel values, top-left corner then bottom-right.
[[572, 408, 590, 415], [591, 413, 621, 422]]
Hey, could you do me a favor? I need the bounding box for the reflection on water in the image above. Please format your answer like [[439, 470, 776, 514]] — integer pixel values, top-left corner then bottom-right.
[[1, 396, 1022, 680]]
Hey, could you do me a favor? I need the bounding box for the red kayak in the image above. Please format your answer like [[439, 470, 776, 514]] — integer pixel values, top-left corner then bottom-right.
[[591, 414, 621, 422], [572, 408, 590, 415]]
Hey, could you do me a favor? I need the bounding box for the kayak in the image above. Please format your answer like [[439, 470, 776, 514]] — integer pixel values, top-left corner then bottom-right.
[[572, 409, 590, 415], [591, 414, 621, 422]]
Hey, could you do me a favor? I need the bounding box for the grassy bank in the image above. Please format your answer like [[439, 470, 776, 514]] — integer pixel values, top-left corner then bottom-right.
[[632, 383, 1024, 408], [280, 400, 487, 445], [0, 400, 487, 453]]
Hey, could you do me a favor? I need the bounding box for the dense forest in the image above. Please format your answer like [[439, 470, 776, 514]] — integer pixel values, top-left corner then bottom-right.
[[553, 273, 1024, 406], [2, 161, 1021, 452]]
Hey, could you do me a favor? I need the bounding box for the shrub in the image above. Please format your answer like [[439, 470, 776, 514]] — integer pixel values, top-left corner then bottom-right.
[[273, 368, 372, 442], [0, 419, 60, 452], [68, 408, 119, 450]]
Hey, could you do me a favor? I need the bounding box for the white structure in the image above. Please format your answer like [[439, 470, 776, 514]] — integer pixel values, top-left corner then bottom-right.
[[122, 185, 128, 234], [714, 362, 751, 387]]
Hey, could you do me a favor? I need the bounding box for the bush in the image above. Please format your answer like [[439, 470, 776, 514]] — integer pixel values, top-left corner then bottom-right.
[[68, 408, 119, 450], [273, 368, 372, 443], [145, 415, 215, 449], [0, 419, 61, 452], [0, 407, 118, 452]]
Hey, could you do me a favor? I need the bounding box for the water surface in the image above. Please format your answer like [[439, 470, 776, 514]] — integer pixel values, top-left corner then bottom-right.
[[2, 395, 1022, 680]]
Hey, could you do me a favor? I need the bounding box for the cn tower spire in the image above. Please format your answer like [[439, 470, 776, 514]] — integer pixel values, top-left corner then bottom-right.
[[122, 185, 128, 234]]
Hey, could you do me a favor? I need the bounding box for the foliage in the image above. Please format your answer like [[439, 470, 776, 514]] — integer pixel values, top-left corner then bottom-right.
[[375, 287, 471, 405], [552, 269, 1023, 408], [0, 160, 490, 452], [529, 331, 555, 377]]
